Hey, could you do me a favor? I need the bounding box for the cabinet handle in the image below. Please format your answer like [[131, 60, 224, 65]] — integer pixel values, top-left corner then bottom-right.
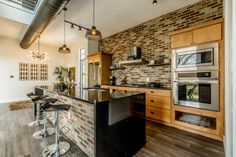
[[150, 100, 154, 103], [150, 91, 154, 93], [150, 112, 154, 114]]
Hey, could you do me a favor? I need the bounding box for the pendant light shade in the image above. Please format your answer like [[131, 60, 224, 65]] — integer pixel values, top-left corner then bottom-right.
[[85, 0, 102, 40], [59, 44, 70, 54], [59, 8, 70, 54], [86, 26, 102, 40]]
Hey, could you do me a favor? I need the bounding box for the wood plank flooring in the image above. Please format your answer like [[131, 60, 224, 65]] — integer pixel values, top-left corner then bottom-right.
[[135, 122, 224, 157], [0, 103, 224, 157]]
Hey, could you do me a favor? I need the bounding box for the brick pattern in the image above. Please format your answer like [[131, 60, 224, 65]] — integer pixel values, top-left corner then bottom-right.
[[99, 0, 223, 87], [45, 91, 95, 157]]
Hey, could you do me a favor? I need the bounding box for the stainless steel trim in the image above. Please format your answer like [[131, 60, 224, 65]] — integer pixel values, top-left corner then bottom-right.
[[173, 70, 219, 80], [173, 79, 218, 84], [172, 43, 219, 72], [173, 79, 219, 111]]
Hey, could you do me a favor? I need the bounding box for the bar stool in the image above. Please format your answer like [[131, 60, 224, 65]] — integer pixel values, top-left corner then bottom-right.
[[27, 93, 48, 127], [42, 103, 71, 157], [32, 97, 58, 139]]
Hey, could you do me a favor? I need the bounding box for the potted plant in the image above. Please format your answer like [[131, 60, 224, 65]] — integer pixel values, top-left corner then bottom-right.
[[53, 66, 69, 91]]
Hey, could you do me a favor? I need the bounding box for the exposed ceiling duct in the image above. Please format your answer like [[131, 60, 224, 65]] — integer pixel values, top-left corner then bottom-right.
[[20, 0, 71, 49]]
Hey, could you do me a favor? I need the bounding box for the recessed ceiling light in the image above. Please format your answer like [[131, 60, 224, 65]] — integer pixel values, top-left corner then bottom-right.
[[153, 0, 157, 5]]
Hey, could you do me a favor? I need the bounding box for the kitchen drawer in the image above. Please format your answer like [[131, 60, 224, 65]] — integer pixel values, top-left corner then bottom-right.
[[138, 88, 171, 96], [146, 107, 171, 123], [146, 95, 171, 110], [116, 87, 138, 92]]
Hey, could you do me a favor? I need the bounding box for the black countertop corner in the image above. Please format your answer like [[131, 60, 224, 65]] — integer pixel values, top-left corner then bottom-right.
[[35, 86, 145, 104]]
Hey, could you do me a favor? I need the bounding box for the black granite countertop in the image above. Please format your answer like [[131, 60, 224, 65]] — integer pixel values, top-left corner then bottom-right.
[[35, 86, 144, 104], [102, 84, 171, 90]]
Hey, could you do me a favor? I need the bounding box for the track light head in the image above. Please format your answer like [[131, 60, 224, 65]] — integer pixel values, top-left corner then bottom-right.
[[153, 0, 157, 5]]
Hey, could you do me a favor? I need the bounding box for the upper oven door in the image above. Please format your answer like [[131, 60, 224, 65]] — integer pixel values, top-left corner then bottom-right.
[[172, 43, 219, 71], [173, 79, 219, 111]]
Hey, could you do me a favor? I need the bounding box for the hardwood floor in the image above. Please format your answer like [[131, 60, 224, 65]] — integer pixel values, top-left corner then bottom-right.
[[135, 121, 224, 157], [0, 103, 224, 157], [0, 103, 87, 157]]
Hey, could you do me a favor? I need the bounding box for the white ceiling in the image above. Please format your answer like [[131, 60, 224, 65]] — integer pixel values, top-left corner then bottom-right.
[[0, 0, 200, 47], [0, 17, 27, 40]]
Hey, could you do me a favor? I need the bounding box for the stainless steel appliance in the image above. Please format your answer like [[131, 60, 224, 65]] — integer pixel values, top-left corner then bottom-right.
[[173, 71, 219, 111], [172, 43, 220, 111], [127, 47, 141, 60], [172, 43, 219, 71]]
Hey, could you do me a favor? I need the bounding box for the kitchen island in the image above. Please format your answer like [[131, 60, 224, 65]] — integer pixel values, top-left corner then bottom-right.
[[35, 86, 146, 157]]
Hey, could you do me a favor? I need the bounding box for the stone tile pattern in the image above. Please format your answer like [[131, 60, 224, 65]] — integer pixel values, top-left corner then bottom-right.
[[99, 0, 223, 87], [45, 91, 95, 157]]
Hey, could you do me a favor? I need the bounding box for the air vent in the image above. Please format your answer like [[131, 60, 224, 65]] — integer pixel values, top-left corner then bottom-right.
[[1, 0, 39, 12]]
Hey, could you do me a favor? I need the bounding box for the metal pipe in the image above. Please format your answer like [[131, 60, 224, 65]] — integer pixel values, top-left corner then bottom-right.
[[20, 0, 71, 49]]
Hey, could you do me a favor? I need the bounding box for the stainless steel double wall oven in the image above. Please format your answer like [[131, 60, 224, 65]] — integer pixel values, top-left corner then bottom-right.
[[172, 43, 219, 111]]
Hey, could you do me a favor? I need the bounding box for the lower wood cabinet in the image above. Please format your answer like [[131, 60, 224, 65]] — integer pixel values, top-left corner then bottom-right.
[[146, 106, 171, 123], [146, 95, 171, 110], [101, 85, 172, 125]]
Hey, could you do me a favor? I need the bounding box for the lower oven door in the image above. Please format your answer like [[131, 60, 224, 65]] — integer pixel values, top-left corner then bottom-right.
[[173, 79, 219, 111]]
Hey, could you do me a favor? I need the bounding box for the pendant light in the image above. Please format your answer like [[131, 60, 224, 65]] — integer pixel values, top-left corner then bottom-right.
[[28, 36, 49, 61], [59, 8, 71, 54], [85, 0, 102, 40]]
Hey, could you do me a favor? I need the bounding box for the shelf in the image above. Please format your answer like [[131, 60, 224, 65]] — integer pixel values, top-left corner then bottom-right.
[[147, 63, 171, 67], [109, 67, 126, 70], [119, 59, 148, 65]]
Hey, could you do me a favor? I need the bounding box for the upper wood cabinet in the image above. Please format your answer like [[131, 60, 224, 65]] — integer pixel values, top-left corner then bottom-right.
[[193, 23, 222, 44], [171, 19, 223, 48], [87, 52, 112, 85], [171, 31, 193, 48], [88, 53, 101, 63]]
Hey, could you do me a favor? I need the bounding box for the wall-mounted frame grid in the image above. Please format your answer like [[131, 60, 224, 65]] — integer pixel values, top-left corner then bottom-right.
[[19, 63, 48, 81]]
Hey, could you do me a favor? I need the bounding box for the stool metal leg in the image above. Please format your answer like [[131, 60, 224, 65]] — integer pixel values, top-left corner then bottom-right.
[[43, 112, 70, 157], [28, 103, 44, 127], [33, 111, 54, 139]]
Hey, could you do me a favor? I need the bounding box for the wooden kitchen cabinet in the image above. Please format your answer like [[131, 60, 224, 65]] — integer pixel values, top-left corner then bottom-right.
[[171, 31, 193, 48], [170, 19, 223, 48], [88, 52, 112, 86], [88, 53, 101, 63], [193, 23, 222, 44], [146, 106, 171, 123], [101, 85, 172, 124], [137, 88, 172, 124], [146, 95, 171, 110]]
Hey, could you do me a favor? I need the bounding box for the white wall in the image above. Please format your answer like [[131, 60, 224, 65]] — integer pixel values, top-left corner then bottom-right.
[[224, 0, 236, 156], [0, 36, 69, 103]]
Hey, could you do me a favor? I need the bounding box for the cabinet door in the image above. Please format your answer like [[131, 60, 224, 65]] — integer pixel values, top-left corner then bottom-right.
[[171, 31, 193, 48], [146, 106, 171, 123], [88, 54, 101, 63], [146, 95, 171, 110], [193, 23, 222, 44]]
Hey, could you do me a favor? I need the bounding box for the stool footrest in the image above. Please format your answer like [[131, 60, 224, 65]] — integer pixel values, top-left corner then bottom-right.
[[43, 142, 70, 157]]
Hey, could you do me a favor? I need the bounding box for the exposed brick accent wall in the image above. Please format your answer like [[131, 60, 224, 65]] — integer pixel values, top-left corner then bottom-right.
[[99, 0, 223, 87], [46, 91, 95, 157]]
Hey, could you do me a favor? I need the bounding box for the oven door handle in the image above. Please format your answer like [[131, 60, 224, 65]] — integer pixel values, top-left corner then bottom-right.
[[173, 80, 218, 84]]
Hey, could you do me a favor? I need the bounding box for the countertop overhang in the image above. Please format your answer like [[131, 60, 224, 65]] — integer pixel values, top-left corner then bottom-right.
[[35, 86, 145, 104]]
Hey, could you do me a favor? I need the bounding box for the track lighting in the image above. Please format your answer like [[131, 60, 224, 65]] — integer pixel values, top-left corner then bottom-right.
[[78, 26, 82, 32], [153, 0, 157, 5]]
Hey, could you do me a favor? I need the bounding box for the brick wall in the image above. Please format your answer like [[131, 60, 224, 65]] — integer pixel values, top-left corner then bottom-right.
[[46, 91, 95, 157], [99, 0, 223, 87]]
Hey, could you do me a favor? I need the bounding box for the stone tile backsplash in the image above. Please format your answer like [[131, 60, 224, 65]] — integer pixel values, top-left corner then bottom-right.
[[99, 0, 223, 87]]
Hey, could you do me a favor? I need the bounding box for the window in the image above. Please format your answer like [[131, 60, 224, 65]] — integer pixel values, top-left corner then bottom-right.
[[78, 48, 88, 92]]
